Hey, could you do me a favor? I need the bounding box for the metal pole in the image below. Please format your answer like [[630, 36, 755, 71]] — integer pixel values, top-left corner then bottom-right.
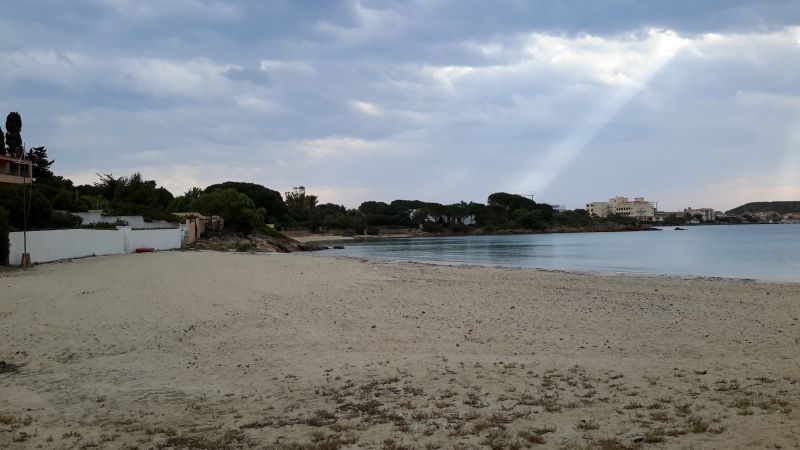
[[18, 151, 30, 267]]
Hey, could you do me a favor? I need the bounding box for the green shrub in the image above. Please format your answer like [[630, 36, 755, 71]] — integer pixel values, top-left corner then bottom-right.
[[421, 221, 444, 233], [256, 224, 290, 241], [0, 186, 53, 229], [51, 190, 90, 212], [448, 222, 468, 233], [81, 222, 122, 230], [236, 242, 255, 252], [0, 207, 9, 266], [365, 227, 380, 235], [39, 211, 82, 229], [512, 209, 545, 230]]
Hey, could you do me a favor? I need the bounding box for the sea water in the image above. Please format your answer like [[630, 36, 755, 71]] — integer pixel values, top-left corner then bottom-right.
[[318, 224, 800, 282]]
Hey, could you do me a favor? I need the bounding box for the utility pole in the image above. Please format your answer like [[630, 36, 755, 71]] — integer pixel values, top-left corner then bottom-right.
[[18, 152, 31, 267]]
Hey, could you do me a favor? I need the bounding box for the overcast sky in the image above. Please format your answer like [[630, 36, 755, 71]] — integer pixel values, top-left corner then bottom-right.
[[1, 0, 799, 210]]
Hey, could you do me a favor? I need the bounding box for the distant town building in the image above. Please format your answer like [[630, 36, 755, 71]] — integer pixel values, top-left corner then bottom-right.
[[683, 207, 717, 222], [586, 196, 656, 221], [780, 214, 800, 224], [586, 202, 611, 217], [684, 207, 716, 223], [751, 211, 783, 223]]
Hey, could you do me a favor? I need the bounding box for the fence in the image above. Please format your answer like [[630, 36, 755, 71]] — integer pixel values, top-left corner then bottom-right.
[[8, 227, 182, 265]]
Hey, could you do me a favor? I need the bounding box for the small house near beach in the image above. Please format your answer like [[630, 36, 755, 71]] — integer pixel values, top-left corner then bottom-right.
[[0, 154, 33, 186]]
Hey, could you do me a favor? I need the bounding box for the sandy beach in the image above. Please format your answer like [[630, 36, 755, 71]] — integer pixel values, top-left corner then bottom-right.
[[1, 251, 799, 449]]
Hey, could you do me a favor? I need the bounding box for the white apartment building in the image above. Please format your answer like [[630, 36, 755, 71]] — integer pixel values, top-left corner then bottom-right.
[[586, 196, 656, 221], [684, 207, 716, 222], [586, 202, 611, 217]]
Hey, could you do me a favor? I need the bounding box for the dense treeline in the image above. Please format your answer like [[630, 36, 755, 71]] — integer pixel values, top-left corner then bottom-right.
[[164, 181, 631, 235], [0, 111, 640, 235]]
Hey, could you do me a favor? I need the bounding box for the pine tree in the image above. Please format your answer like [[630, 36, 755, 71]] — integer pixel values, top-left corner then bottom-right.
[[0, 124, 5, 156], [27, 146, 54, 182]]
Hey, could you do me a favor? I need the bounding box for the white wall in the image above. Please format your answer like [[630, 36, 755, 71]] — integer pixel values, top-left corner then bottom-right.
[[8, 228, 183, 265], [9, 229, 124, 265], [123, 228, 182, 252]]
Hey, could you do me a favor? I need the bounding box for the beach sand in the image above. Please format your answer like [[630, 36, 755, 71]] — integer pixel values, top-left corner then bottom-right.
[[1, 251, 798, 449]]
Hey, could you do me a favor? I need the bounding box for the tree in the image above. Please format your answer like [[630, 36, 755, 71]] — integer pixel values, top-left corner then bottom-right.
[[466, 202, 497, 226], [155, 187, 174, 209], [205, 181, 287, 219], [0, 186, 53, 230], [487, 192, 554, 225], [285, 187, 318, 222], [551, 209, 592, 227], [309, 203, 347, 231], [168, 187, 203, 212], [606, 213, 635, 225], [390, 199, 427, 211], [5, 112, 23, 158], [26, 146, 54, 183], [0, 124, 5, 156], [88, 173, 177, 221], [93, 172, 171, 209], [50, 190, 87, 212], [94, 173, 121, 201], [358, 201, 392, 216], [191, 189, 265, 233], [512, 209, 545, 230], [488, 192, 536, 213], [114, 172, 160, 207]]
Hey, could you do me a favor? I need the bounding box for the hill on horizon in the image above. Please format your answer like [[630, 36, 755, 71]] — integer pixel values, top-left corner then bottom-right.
[[727, 201, 800, 215]]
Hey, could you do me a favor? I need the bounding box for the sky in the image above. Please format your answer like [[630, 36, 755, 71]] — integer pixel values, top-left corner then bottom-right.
[[1, 0, 799, 211]]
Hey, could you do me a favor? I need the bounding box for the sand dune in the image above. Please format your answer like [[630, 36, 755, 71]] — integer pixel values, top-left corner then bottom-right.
[[1, 251, 798, 449]]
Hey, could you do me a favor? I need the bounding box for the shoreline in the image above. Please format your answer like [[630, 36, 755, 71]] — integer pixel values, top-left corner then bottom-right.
[[293, 222, 800, 244], [7, 248, 797, 285], [289, 225, 657, 244], [1, 252, 798, 449], [295, 222, 800, 244], [313, 253, 798, 286]]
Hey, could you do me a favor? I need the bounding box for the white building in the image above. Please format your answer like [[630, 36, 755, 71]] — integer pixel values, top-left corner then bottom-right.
[[684, 207, 716, 222], [586, 196, 657, 221], [586, 202, 611, 217]]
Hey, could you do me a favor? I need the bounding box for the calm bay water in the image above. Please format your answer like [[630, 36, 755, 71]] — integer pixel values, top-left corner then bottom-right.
[[319, 224, 800, 282]]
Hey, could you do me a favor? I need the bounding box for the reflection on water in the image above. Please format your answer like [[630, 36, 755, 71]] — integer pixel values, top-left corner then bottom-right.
[[319, 225, 800, 282]]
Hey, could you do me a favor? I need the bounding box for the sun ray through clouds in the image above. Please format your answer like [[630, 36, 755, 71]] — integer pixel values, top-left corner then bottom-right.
[[512, 29, 692, 195]]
